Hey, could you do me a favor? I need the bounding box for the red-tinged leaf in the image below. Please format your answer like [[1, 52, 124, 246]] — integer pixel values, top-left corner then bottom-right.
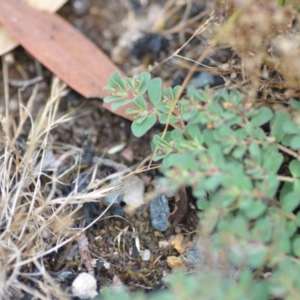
[[0, 0, 134, 120]]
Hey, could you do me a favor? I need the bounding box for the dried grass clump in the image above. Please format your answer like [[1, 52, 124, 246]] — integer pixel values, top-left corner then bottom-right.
[[0, 76, 114, 299], [203, 0, 300, 102]]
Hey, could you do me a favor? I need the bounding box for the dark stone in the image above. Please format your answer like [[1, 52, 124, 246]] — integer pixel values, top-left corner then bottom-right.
[[131, 33, 169, 60], [150, 194, 170, 231]]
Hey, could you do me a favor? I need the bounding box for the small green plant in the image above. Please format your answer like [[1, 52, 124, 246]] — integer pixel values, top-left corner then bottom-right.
[[104, 72, 300, 299]]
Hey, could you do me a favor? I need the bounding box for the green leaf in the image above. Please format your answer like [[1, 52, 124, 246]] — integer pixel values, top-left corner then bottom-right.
[[148, 78, 162, 105], [209, 144, 225, 167], [203, 175, 222, 191], [152, 134, 172, 149], [260, 175, 279, 198], [197, 198, 210, 209], [290, 99, 300, 110], [159, 114, 179, 124], [125, 108, 139, 115], [247, 244, 267, 268], [289, 159, 300, 178], [187, 85, 207, 102], [283, 120, 300, 135], [262, 148, 283, 174], [253, 127, 267, 140], [112, 72, 126, 91], [252, 217, 272, 243], [164, 153, 198, 171], [135, 113, 148, 124], [252, 281, 269, 300], [232, 146, 247, 159], [172, 86, 181, 99], [186, 125, 203, 144], [103, 95, 125, 103], [282, 134, 293, 147], [296, 212, 300, 227], [292, 236, 300, 257], [203, 129, 215, 147], [244, 201, 266, 219], [270, 110, 290, 142], [290, 136, 300, 149], [251, 107, 273, 127], [231, 215, 249, 238], [248, 142, 261, 163], [280, 182, 294, 202], [280, 191, 300, 213], [155, 102, 171, 114], [294, 179, 300, 193], [124, 77, 135, 90], [286, 221, 297, 237], [277, 232, 291, 254], [132, 95, 147, 110], [111, 100, 132, 110], [103, 84, 117, 92], [171, 129, 183, 140], [137, 72, 151, 94], [131, 114, 157, 137]]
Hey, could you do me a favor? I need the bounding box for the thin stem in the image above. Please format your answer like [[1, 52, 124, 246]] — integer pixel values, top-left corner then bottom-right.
[[276, 143, 299, 159], [277, 175, 297, 183]]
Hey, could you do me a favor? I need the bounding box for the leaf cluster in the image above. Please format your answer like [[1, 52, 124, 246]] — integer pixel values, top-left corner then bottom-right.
[[104, 72, 300, 299]]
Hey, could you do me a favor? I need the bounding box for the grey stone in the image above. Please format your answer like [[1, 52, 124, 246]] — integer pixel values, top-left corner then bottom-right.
[[150, 194, 170, 231], [189, 72, 215, 89], [104, 177, 123, 207], [71, 0, 91, 16]]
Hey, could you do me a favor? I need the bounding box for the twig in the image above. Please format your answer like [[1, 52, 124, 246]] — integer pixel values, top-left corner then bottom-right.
[[276, 143, 299, 159], [77, 231, 94, 276], [9, 76, 43, 88]]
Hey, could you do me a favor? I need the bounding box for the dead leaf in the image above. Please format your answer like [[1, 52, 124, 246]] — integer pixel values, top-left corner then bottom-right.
[[171, 234, 185, 254], [0, 0, 67, 55], [166, 256, 184, 269], [0, 0, 134, 120], [167, 186, 188, 230]]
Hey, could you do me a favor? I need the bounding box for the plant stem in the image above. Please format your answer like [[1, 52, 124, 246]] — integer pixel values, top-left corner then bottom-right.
[[276, 143, 299, 159], [277, 175, 297, 183]]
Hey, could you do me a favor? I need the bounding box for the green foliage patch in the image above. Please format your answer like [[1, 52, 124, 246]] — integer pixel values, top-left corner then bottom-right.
[[103, 71, 300, 299]]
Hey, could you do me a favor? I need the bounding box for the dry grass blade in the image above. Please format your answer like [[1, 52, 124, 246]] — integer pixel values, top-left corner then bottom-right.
[[0, 68, 123, 298]]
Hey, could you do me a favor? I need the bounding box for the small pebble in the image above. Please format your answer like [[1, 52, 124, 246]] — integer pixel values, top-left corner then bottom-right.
[[57, 271, 74, 281], [71, 0, 91, 16], [189, 72, 215, 89], [72, 272, 98, 299], [142, 249, 151, 261], [115, 220, 122, 228], [150, 194, 170, 231]]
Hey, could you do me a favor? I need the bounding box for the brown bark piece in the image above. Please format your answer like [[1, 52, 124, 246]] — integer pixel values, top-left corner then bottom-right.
[[167, 186, 188, 230], [0, 0, 134, 120]]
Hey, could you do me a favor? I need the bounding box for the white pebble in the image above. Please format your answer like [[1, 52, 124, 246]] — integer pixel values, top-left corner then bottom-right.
[[142, 249, 151, 261], [72, 272, 98, 299]]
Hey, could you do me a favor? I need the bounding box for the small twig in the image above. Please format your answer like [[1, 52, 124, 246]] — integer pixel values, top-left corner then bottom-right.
[[276, 143, 299, 159], [9, 76, 43, 88], [277, 175, 297, 183], [77, 232, 94, 276]]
